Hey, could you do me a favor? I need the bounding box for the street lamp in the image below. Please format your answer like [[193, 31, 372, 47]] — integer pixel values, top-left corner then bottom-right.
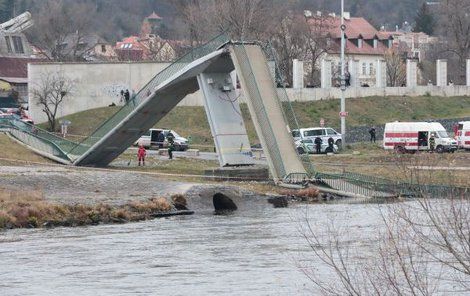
[[340, 0, 346, 148]]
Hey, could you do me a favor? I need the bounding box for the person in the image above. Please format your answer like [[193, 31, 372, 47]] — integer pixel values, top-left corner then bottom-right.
[[167, 132, 175, 160], [314, 136, 322, 154], [137, 144, 146, 166], [448, 80, 454, 86], [120, 90, 125, 103], [429, 133, 436, 153], [157, 132, 165, 148], [124, 89, 130, 103], [328, 137, 334, 150], [369, 127, 376, 143], [427, 80, 433, 86], [345, 70, 351, 87]]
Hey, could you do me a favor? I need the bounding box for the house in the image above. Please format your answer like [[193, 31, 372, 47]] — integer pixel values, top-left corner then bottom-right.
[[52, 33, 116, 61], [307, 11, 394, 87], [381, 29, 437, 61], [0, 12, 38, 104]]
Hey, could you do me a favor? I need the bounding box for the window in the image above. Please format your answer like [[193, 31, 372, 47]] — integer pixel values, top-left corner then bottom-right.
[[358, 38, 363, 48], [12, 36, 24, 53], [437, 131, 449, 138], [4, 36, 12, 53], [304, 129, 324, 137], [369, 63, 374, 75], [362, 63, 367, 75], [326, 129, 337, 135], [292, 130, 300, 138], [101, 44, 106, 53]]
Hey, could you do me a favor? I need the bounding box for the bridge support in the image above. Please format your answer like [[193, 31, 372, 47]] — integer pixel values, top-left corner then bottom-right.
[[197, 72, 254, 167], [406, 59, 417, 87], [436, 59, 447, 86]]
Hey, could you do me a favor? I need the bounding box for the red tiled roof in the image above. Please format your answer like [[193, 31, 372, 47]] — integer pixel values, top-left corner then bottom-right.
[[0, 57, 40, 80], [328, 39, 392, 55], [309, 16, 393, 40]]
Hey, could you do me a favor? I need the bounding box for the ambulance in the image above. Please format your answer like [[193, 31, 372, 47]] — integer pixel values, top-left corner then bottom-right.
[[383, 122, 458, 153], [456, 121, 470, 150]]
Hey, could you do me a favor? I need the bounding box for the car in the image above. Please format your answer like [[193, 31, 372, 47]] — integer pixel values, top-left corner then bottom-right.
[[0, 108, 34, 124], [134, 129, 189, 151], [295, 138, 338, 154], [292, 127, 342, 149]]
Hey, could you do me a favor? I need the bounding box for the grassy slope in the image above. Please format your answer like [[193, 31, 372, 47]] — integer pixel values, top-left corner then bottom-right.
[[0, 134, 53, 164], [52, 96, 470, 146]]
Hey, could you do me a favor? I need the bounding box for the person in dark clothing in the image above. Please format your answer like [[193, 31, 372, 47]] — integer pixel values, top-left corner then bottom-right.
[[314, 137, 322, 154], [369, 127, 376, 143], [345, 70, 351, 87], [167, 132, 175, 160], [124, 89, 130, 103], [328, 137, 334, 149], [429, 133, 436, 152], [157, 132, 165, 148]]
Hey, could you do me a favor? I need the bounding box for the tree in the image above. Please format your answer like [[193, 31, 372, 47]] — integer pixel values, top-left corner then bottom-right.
[[31, 72, 74, 131], [27, 0, 97, 61], [413, 3, 435, 35], [384, 48, 406, 86]]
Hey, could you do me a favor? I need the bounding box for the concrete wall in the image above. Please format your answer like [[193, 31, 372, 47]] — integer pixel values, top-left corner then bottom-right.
[[28, 61, 209, 123], [28, 61, 470, 124]]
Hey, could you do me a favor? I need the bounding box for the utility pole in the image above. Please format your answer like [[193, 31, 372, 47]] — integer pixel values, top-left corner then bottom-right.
[[340, 0, 346, 148]]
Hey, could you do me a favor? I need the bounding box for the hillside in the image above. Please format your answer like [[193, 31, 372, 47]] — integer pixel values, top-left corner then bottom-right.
[[51, 96, 470, 147]]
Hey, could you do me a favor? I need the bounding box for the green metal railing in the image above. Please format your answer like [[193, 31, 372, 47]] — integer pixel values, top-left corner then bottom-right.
[[231, 43, 288, 180], [0, 116, 73, 162]]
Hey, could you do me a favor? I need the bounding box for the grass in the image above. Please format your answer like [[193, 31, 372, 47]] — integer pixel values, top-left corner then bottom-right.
[[0, 134, 53, 165], [0, 187, 181, 229], [50, 96, 470, 147]]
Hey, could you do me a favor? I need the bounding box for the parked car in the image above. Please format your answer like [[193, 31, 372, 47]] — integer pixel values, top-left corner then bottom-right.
[[456, 121, 470, 150], [295, 138, 338, 154], [0, 107, 34, 124], [383, 121, 458, 153], [292, 127, 342, 149], [134, 129, 189, 151]]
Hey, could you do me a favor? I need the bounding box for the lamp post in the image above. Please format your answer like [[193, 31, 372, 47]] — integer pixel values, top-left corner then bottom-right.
[[340, 0, 346, 148]]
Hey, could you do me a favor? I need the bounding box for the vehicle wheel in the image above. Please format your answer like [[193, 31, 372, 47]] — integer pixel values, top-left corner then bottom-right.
[[297, 147, 305, 155], [325, 147, 333, 153], [436, 145, 444, 153], [335, 140, 342, 150]]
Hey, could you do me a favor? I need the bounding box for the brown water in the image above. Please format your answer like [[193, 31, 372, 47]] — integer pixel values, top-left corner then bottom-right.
[[0, 202, 384, 296]]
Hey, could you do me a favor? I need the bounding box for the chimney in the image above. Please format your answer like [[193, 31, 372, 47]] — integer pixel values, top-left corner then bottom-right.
[[343, 12, 350, 20], [304, 10, 312, 18]]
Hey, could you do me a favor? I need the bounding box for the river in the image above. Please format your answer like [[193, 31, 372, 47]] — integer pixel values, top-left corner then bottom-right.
[[0, 201, 386, 296]]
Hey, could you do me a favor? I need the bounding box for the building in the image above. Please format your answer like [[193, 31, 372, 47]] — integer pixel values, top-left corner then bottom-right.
[[307, 11, 394, 87], [381, 30, 438, 61], [115, 12, 177, 62], [0, 12, 37, 104]]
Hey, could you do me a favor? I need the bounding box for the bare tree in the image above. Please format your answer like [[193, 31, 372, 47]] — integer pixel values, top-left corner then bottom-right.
[[300, 154, 470, 295], [28, 0, 97, 61], [384, 48, 406, 87], [31, 72, 74, 131]]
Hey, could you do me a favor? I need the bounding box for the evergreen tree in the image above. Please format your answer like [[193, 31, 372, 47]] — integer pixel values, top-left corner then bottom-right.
[[413, 3, 435, 35]]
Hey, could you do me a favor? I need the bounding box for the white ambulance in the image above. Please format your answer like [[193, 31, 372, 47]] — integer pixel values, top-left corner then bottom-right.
[[456, 121, 470, 150], [383, 122, 458, 153]]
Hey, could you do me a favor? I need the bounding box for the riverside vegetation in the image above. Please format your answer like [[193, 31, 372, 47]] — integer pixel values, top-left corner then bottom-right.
[[0, 187, 190, 229]]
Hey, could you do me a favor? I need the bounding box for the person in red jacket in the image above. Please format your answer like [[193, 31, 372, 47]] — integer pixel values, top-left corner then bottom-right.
[[137, 144, 146, 166]]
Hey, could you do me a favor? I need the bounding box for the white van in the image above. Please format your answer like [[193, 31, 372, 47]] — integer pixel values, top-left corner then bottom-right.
[[457, 121, 470, 150], [291, 127, 342, 148], [134, 129, 189, 151], [383, 122, 458, 153]]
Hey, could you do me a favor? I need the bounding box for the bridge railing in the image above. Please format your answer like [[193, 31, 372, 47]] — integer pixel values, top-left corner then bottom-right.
[[67, 33, 231, 157], [0, 117, 73, 162]]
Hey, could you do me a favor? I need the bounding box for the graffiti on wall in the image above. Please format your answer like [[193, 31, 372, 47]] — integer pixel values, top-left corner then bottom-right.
[[101, 84, 130, 104]]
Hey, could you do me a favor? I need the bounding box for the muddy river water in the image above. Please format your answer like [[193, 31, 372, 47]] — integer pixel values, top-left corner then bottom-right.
[[0, 201, 386, 295]]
